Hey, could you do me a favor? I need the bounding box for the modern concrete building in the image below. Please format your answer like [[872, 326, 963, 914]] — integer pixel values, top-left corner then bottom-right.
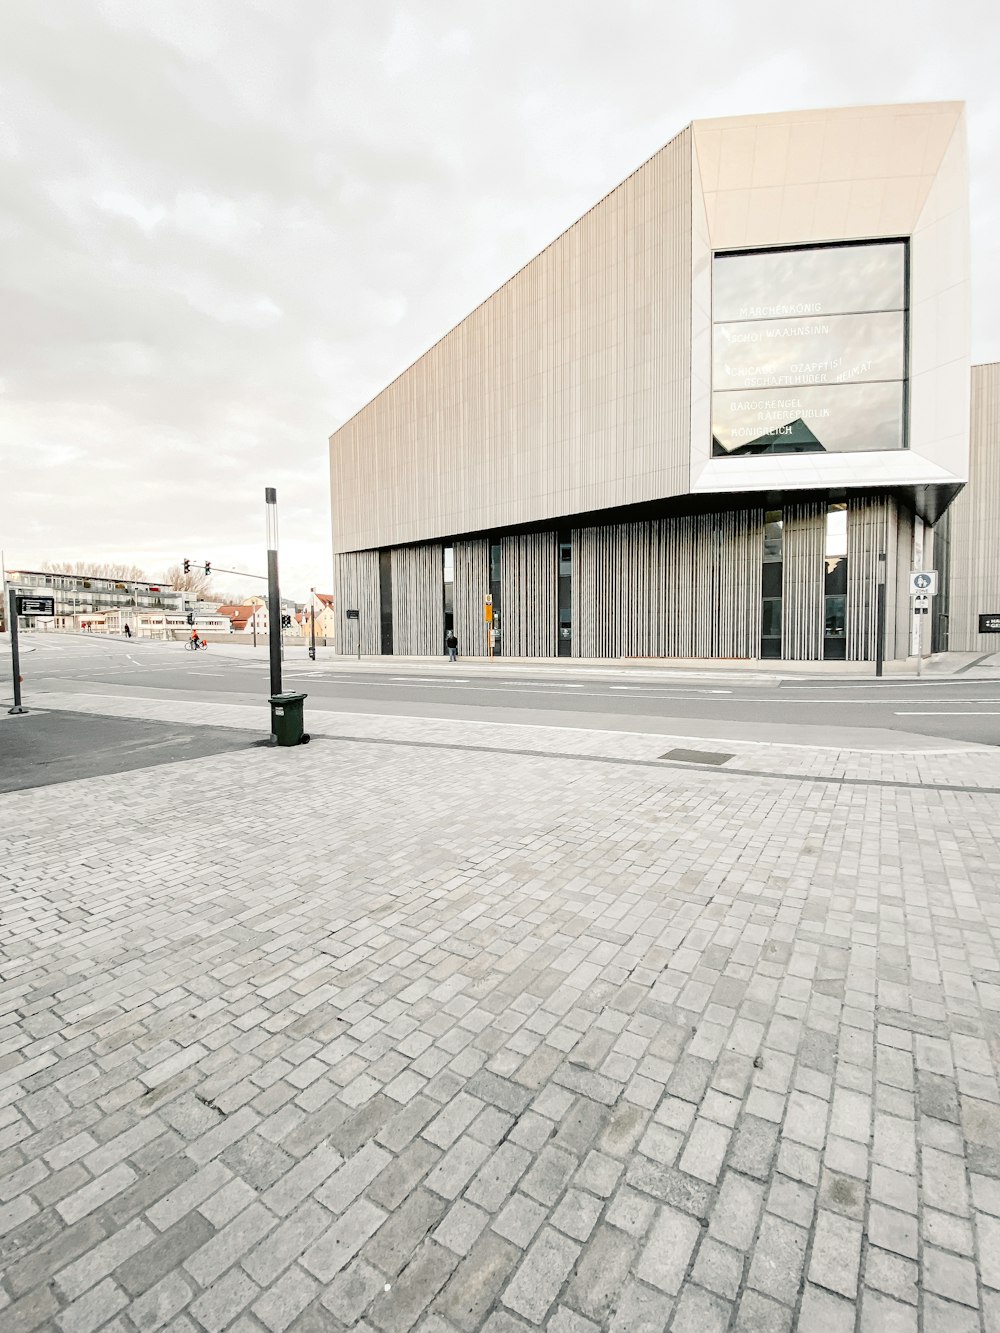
[[329, 101, 996, 663]]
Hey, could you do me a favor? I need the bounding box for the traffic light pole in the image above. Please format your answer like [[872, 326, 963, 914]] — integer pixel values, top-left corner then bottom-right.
[[265, 488, 282, 699]]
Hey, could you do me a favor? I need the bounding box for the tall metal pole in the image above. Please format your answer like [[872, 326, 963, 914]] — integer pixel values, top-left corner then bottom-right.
[[265, 487, 282, 698], [875, 552, 886, 678], [8, 589, 26, 714], [309, 587, 316, 661]]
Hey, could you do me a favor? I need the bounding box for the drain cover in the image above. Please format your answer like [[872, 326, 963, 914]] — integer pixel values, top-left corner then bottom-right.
[[660, 748, 734, 766]]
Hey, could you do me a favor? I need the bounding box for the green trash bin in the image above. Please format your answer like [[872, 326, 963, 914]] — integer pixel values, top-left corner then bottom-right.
[[269, 692, 310, 746]]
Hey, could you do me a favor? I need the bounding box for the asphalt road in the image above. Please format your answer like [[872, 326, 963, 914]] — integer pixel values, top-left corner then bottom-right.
[[6, 633, 1000, 751]]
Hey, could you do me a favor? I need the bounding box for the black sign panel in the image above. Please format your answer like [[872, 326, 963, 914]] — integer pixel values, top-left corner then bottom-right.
[[16, 596, 55, 617], [346, 608, 359, 620], [979, 613, 1000, 634]]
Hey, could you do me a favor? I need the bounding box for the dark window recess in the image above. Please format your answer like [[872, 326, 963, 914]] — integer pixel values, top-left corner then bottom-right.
[[378, 550, 393, 655], [761, 509, 783, 658], [443, 545, 454, 635], [761, 598, 783, 639], [558, 535, 572, 657], [489, 540, 502, 656], [824, 592, 847, 658]]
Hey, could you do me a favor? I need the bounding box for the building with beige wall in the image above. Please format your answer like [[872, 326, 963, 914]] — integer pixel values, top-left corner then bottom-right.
[[329, 101, 996, 662]]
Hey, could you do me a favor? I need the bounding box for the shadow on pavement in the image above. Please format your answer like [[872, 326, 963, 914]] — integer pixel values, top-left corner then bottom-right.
[[0, 709, 262, 793]]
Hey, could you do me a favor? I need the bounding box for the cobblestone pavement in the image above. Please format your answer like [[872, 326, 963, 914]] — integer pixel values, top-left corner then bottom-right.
[[2, 703, 1000, 1332]]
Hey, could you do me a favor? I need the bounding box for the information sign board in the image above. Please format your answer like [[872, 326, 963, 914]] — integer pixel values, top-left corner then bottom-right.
[[16, 596, 55, 616], [345, 608, 359, 620], [979, 613, 1000, 634]]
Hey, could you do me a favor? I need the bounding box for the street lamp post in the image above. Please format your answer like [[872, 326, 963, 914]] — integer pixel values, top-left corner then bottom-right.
[[265, 488, 282, 698], [309, 587, 316, 661]]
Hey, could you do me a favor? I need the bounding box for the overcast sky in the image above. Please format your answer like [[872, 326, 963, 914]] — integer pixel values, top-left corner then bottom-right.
[[1, 0, 998, 600]]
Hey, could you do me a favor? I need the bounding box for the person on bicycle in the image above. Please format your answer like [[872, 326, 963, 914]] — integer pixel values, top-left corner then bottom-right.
[[190, 627, 200, 648]]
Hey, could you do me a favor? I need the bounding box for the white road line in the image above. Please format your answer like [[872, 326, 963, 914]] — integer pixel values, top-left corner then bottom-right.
[[896, 710, 1000, 716], [390, 676, 470, 683]]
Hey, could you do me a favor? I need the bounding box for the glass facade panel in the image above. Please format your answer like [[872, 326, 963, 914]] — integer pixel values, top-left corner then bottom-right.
[[713, 311, 905, 392], [824, 593, 847, 658], [713, 241, 905, 322], [713, 241, 907, 457], [761, 599, 782, 638], [712, 381, 904, 455]]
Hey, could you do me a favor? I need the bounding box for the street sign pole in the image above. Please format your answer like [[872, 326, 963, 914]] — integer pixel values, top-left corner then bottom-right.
[[875, 552, 886, 679], [265, 487, 282, 702], [345, 608, 361, 660], [309, 587, 316, 661], [7, 589, 27, 714], [908, 571, 937, 679]]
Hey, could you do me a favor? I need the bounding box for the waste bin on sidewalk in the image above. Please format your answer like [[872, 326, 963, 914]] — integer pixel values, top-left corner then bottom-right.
[[269, 692, 310, 746]]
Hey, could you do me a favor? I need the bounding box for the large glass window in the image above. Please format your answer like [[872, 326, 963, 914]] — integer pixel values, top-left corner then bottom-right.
[[712, 240, 907, 457], [824, 504, 848, 660]]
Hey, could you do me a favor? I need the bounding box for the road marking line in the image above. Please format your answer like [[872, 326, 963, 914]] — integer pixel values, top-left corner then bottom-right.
[[896, 710, 1000, 716], [390, 676, 470, 683]]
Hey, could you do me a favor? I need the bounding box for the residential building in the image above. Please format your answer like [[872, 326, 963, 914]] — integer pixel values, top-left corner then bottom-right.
[[297, 593, 336, 642], [3, 569, 185, 634]]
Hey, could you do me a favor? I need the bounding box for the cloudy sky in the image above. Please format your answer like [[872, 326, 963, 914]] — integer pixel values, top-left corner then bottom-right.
[[1, 0, 998, 600]]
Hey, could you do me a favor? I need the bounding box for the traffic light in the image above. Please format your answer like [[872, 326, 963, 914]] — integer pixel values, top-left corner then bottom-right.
[[281, 614, 292, 629], [186, 611, 195, 625], [183, 558, 190, 574], [204, 561, 211, 576]]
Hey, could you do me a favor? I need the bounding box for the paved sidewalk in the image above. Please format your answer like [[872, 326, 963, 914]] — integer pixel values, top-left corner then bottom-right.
[[2, 704, 1000, 1331]]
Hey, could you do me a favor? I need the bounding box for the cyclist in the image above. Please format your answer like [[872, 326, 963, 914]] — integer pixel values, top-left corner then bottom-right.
[[190, 628, 201, 649]]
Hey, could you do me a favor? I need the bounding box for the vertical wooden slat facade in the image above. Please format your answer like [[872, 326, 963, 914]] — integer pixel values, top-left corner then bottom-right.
[[333, 551, 380, 654], [390, 544, 444, 656], [330, 129, 693, 556], [500, 533, 558, 657], [453, 539, 490, 658], [782, 503, 826, 660], [571, 509, 762, 659], [846, 496, 895, 661], [335, 497, 929, 662], [948, 362, 1000, 650]]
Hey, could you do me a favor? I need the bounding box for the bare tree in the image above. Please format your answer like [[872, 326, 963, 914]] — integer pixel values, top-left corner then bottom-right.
[[42, 560, 147, 581], [164, 564, 214, 598]]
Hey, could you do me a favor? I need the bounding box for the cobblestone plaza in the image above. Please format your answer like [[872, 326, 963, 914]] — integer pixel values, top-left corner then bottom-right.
[[2, 696, 1000, 1331]]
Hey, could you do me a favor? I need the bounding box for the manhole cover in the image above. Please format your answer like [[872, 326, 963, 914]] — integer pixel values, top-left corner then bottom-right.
[[660, 748, 734, 766]]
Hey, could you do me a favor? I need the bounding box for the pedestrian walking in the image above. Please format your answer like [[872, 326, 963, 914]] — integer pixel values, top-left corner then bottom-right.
[[123, 623, 131, 638], [446, 631, 458, 662]]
